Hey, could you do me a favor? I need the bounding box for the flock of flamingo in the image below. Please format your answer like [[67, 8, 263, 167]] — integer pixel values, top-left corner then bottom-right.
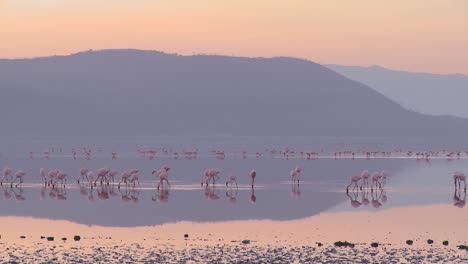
[[0, 146, 466, 207], [20, 146, 468, 162]]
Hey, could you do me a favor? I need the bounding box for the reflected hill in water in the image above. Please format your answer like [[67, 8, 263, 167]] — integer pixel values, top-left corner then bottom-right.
[[0, 158, 409, 227]]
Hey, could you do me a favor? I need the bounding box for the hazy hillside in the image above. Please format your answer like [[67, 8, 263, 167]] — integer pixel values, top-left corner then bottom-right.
[[327, 64, 468, 118], [1, 49, 468, 137]]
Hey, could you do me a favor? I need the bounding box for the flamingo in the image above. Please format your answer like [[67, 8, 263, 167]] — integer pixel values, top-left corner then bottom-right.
[[106, 170, 119, 185], [346, 175, 362, 193], [152, 166, 170, 190], [360, 170, 370, 189], [10, 170, 26, 188], [47, 169, 59, 187], [129, 172, 141, 187], [250, 169, 256, 188], [78, 167, 89, 184], [39, 168, 46, 184], [201, 168, 220, 186], [55, 171, 67, 188], [290, 169, 300, 183], [118, 170, 132, 189], [1, 167, 13, 185], [371, 171, 382, 191], [94, 167, 110, 186], [226, 175, 238, 188], [86, 171, 95, 189]]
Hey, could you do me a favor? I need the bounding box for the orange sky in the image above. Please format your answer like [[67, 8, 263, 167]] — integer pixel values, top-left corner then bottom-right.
[[1, 0, 467, 74]]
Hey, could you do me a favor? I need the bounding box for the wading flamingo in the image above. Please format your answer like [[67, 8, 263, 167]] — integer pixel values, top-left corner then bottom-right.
[[118, 170, 132, 189], [346, 175, 361, 193], [360, 170, 370, 189], [1, 167, 13, 186], [250, 169, 256, 188], [201, 169, 220, 186], [94, 167, 110, 186], [10, 170, 26, 188], [39, 168, 46, 184], [290, 169, 300, 183], [78, 167, 89, 184], [129, 172, 141, 187], [153, 166, 170, 190], [226, 174, 238, 188]]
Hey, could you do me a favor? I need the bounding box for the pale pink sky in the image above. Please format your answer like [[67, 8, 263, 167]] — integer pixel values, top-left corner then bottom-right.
[[1, 0, 467, 74]]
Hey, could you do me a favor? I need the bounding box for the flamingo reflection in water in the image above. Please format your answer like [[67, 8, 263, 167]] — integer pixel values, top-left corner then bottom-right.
[[226, 188, 238, 204], [291, 182, 301, 198], [250, 188, 257, 204], [345, 188, 388, 209], [152, 187, 170, 203], [204, 185, 220, 201], [346, 189, 362, 208], [453, 188, 466, 208], [2, 185, 12, 200], [453, 171, 466, 208], [11, 186, 26, 202]]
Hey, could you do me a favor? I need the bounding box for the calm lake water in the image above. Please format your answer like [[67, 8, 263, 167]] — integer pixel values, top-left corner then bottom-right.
[[0, 137, 466, 227]]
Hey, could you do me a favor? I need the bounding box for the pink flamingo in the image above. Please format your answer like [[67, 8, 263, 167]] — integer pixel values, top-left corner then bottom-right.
[[129, 172, 141, 187], [106, 170, 119, 185], [226, 174, 238, 188], [47, 169, 59, 187], [346, 175, 362, 193], [78, 167, 89, 184], [86, 171, 95, 189], [152, 166, 170, 190], [360, 170, 370, 189], [39, 168, 46, 184], [371, 171, 382, 191], [10, 170, 26, 188], [201, 168, 220, 186], [94, 167, 110, 186], [55, 171, 67, 188], [250, 169, 256, 188], [118, 170, 133, 189], [1, 167, 13, 186], [290, 169, 300, 183]]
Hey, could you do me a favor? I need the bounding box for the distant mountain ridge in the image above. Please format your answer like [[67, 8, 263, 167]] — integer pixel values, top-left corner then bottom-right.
[[327, 64, 468, 119], [1, 49, 468, 138]]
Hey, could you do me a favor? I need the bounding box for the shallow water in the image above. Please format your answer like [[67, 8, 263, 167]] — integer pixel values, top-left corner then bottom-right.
[[1, 138, 467, 227]]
